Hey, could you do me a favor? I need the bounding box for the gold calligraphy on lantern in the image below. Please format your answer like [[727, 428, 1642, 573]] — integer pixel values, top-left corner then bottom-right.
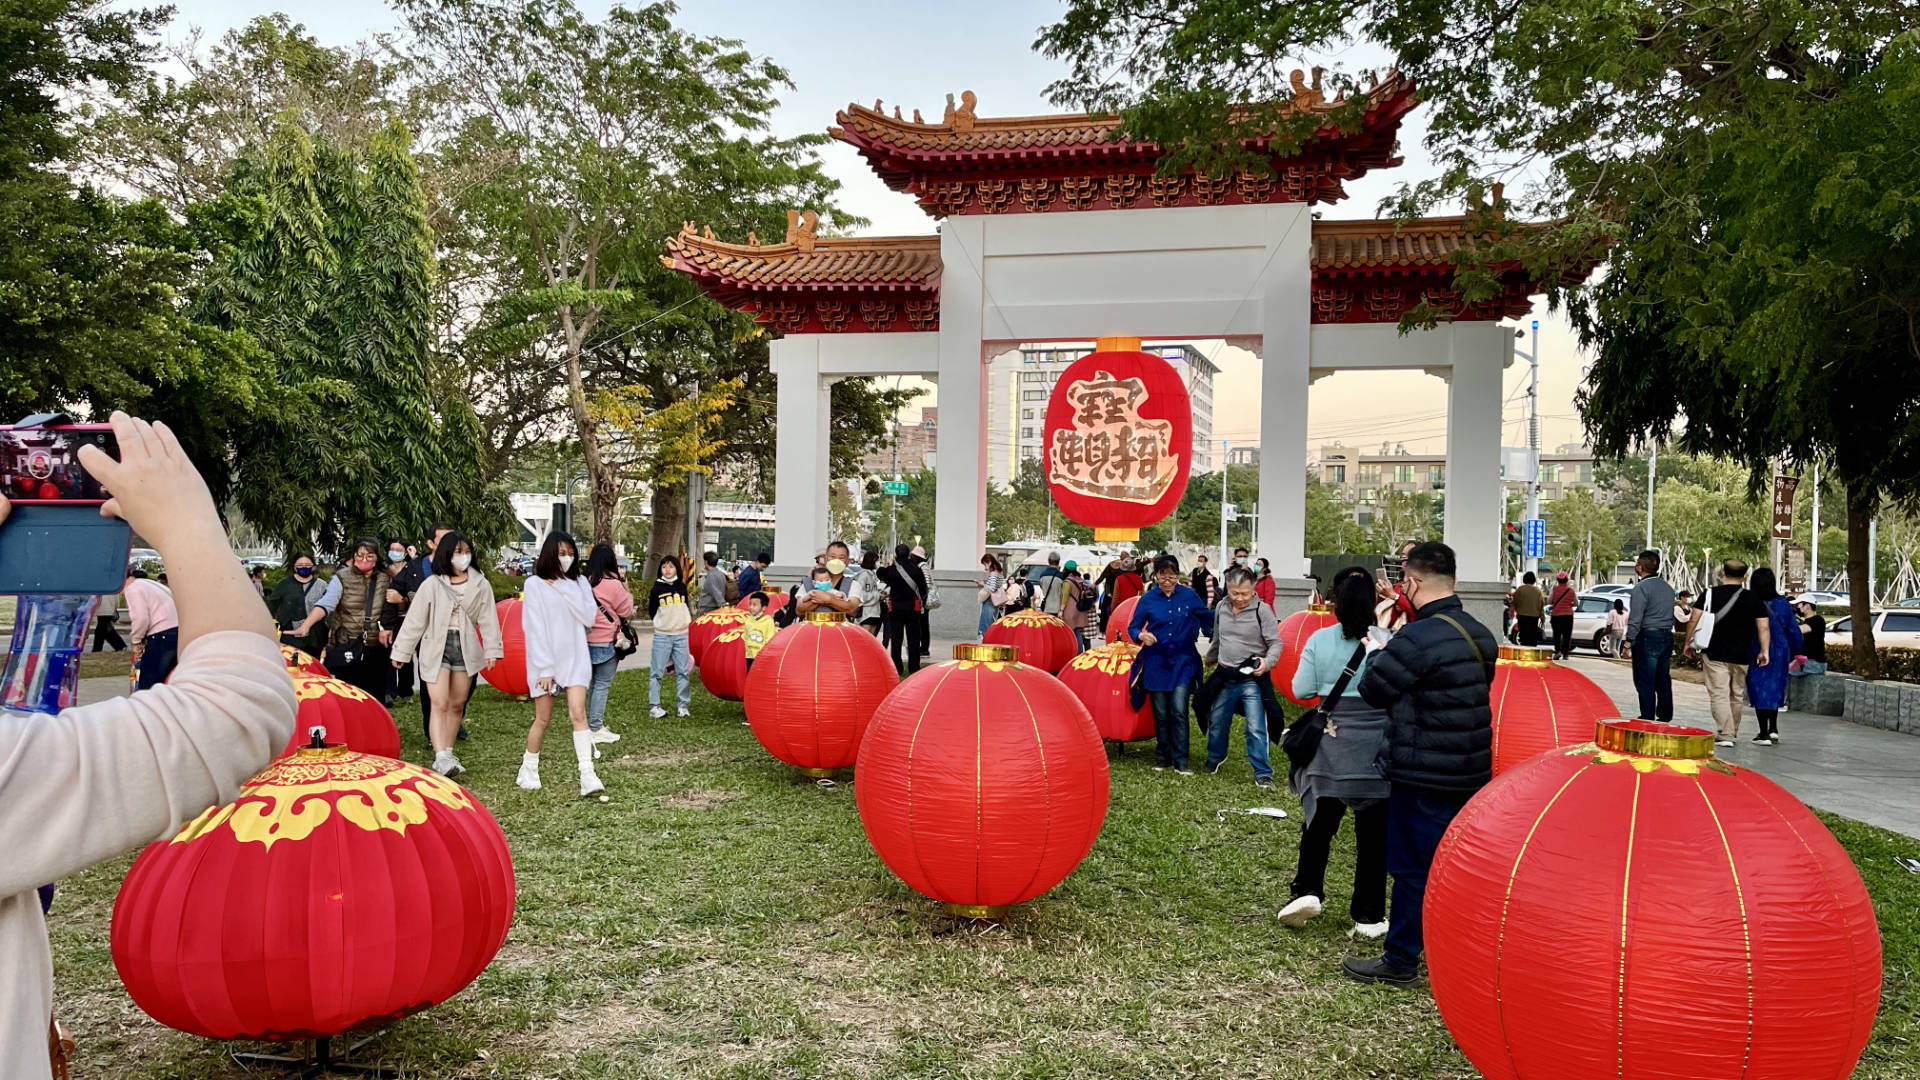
[[1047, 371, 1180, 504]]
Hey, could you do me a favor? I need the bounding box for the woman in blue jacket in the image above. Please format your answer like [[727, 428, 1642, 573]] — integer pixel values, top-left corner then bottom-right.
[[1744, 567, 1802, 745]]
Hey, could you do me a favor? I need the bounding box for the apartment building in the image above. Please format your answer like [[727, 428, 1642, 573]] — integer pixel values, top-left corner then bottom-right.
[[1317, 441, 1596, 524]]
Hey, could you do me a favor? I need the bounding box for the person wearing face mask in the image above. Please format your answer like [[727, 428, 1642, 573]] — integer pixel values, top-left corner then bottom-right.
[[379, 538, 417, 702], [1254, 557, 1277, 611], [391, 531, 502, 778], [268, 551, 340, 657], [1128, 554, 1215, 774], [517, 532, 601, 796], [326, 538, 397, 703], [646, 555, 694, 719], [395, 524, 453, 733]]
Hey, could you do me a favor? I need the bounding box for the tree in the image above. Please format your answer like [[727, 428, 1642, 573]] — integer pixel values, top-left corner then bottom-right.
[[1544, 489, 1622, 583], [1366, 490, 1434, 555], [1304, 473, 1366, 555], [1037, 1, 1920, 673]]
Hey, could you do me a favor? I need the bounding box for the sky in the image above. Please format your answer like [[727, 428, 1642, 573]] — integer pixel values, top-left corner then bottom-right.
[[161, 0, 1598, 460]]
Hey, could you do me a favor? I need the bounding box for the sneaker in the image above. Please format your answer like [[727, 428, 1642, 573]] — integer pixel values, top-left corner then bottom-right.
[[1350, 920, 1389, 940], [1152, 765, 1168, 772], [1254, 776, 1274, 789], [1716, 739, 1736, 747], [649, 706, 667, 719], [579, 773, 605, 798], [1175, 768, 1196, 777], [1277, 895, 1323, 927], [515, 761, 541, 791], [1768, 733, 1781, 744], [432, 751, 465, 779], [677, 707, 691, 718], [1751, 733, 1772, 745], [1341, 955, 1417, 987], [590, 727, 622, 744], [1206, 761, 1224, 775]]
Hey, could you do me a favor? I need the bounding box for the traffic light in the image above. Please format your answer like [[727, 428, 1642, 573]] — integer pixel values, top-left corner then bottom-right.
[[1505, 523, 1523, 559]]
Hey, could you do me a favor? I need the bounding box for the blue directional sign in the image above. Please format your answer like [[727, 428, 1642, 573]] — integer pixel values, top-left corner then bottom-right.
[[1523, 518, 1546, 559]]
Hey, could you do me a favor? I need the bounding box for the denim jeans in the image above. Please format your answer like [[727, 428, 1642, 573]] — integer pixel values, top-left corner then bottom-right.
[[978, 599, 998, 636], [587, 642, 618, 730], [1205, 676, 1272, 779], [1383, 785, 1471, 974], [649, 631, 692, 711], [1631, 630, 1674, 721], [1148, 685, 1192, 769]]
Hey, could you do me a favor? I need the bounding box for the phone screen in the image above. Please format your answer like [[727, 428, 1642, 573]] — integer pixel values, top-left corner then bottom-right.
[[1, 425, 116, 504]]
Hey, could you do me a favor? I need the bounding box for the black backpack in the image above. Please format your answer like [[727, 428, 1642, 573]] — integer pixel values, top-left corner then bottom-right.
[[1074, 582, 1095, 613]]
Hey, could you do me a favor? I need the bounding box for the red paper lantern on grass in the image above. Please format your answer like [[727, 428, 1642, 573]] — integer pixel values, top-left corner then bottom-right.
[[1427, 719, 1881, 1080], [1042, 337, 1193, 543], [278, 672, 400, 761], [1275, 604, 1338, 706], [982, 608, 1078, 673], [111, 747, 516, 1041], [1056, 641, 1151, 742], [744, 611, 898, 775], [479, 597, 528, 697], [690, 607, 749, 666], [698, 626, 749, 701], [1490, 644, 1620, 775], [856, 643, 1109, 917], [279, 644, 329, 677], [1103, 595, 1140, 644]]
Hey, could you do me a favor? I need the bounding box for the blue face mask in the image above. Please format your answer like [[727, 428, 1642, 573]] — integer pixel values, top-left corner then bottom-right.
[[813, 580, 831, 591], [294, 567, 314, 578], [388, 550, 406, 563]]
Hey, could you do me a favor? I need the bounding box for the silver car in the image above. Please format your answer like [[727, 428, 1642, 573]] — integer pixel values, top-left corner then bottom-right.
[[1572, 592, 1631, 656]]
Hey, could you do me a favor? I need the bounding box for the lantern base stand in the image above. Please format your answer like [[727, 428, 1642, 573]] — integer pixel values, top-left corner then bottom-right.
[[233, 1035, 399, 1079], [798, 766, 838, 778], [942, 902, 1009, 921]]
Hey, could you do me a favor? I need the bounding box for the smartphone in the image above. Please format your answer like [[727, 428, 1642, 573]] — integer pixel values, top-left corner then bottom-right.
[[0, 423, 116, 504]]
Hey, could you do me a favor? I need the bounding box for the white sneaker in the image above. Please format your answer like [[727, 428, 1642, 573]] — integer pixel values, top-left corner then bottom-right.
[[1350, 920, 1389, 940], [649, 706, 667, 719], [590, 727, 621, 744], [515, 754, 541, 791], [432, 751, 465, 779], [677, 707, 691, 718], [1278, 895, 1324, 927], [1716, 739, 1736, 747]]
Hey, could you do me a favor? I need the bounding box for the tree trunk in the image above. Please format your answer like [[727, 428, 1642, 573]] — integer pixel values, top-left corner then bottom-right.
[[557, 311, 618, 547], [1845, 479, 1880, 679], [646, 480, 688, 578]]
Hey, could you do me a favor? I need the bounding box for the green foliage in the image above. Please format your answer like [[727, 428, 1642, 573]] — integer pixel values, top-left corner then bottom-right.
[[1827, 644, 1920, 684], [1365, 489, 1436, 555], [1544, 488, 1623, 578], [1304, 473, 1368, 555]]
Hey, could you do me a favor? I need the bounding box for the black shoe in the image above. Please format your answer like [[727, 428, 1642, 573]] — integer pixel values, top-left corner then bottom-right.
[[1254, 776, 1274, 789], [1341, 955, 1417, 987], [456, 724, 470, 741], [1751, 733, 1772, 745]]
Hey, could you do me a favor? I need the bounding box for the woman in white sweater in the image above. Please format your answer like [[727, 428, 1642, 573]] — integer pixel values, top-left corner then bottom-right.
[[0, 413, 297, 1076], [389, 530, 503, 779], [517, 531, 601, 795]]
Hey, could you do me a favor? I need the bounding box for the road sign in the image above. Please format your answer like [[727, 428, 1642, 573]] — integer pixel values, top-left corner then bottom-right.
[[1771, 475, 1799, 540], [1523, 518, 1546, 559], [882, 480, 910, 497]]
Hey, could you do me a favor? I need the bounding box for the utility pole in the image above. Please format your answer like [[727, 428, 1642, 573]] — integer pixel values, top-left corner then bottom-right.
[[1218, 441, 1232, 570], [1645, 444, 1657, 552], [1521, 320, 1541, 575], [1811, 461, 1821, 589], [887, 375, 903, 553]]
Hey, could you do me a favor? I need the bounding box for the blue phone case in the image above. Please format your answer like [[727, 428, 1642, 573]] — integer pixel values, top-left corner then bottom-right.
[[0, 504, 132, 595]]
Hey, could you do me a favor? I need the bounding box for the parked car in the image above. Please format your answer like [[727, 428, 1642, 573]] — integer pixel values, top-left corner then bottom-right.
[[1796, 591, 1849, 607], [1572, 591, 1632, 656], [1826, 611, 1920, 649], [128, 547, 161, 565], [1586, 583, 1634, 597], [1892, 597, 1920, 609]]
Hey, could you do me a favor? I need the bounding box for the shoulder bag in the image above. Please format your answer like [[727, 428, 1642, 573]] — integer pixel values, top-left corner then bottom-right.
[[1433, 612, 1495, 682], [1692, 587, 1745, 650], [595, 593, 640, 661], [1282, 641, 1368, 779]]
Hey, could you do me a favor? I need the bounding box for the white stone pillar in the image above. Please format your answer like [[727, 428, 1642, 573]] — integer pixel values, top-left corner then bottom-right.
[[934, 218, 988, 571], [771, 335, 831, 568], [1443, 322, 1512, 583], [1254, 205, 1314, 586]]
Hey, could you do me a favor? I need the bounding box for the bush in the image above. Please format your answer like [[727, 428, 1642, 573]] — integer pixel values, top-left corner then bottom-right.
[[1825, 644, 1920, 682]]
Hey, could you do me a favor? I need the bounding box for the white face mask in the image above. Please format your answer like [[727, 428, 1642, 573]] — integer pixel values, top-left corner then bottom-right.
[[558, 554, 574, 572], [451, 553, 472, 572]]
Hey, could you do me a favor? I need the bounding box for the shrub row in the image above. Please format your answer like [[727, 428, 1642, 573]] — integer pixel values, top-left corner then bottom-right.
[[1825, 644, 1920, 682]]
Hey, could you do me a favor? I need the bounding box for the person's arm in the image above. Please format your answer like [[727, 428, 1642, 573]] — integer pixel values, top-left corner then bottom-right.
[[522, 582, 558, 686], [560, 578, 597, 629], [646, 583, 664, 620], [1625, 583, 1646, 640], [1192, 592, 1216, 634], [1258, 605, 1282, 672], [1128, 597, 1152, 645], [1291, 630, 1323, 701], [126, 582, 153, 643], [611, 583, 635, 618], [477, 580, 504, 660], [1205, 602, 1222, 666], [1753, 598, 1772, 666], [390, 582, 429, 665], [1356, 632, 1420, 708]]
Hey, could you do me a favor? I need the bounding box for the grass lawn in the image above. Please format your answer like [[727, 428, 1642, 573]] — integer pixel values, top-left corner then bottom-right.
[[46, 665, 1920, 1079]]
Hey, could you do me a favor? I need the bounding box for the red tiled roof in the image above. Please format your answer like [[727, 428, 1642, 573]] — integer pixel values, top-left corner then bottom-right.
[[1311, 217, 1490, 272], [661, 228, 941, 295]]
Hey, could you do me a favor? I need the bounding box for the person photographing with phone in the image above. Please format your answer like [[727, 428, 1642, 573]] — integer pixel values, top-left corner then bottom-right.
[[0, 412, 298, 1075]]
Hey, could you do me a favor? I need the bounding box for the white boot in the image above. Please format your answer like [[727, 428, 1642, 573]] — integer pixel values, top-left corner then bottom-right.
[[1277, 895, 1323, 927], [516, 752, 541, 790], [574, 729, 605, 797]]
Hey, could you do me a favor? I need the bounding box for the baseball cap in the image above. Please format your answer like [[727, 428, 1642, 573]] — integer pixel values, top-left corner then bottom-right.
[[1063, 560, 1078, 571], [825, 558, 847, 575]]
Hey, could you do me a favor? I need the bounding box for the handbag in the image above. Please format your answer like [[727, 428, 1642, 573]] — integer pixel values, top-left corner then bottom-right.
[[1692, 587, 1745, 650], [595, 595, 640, 661], [1282, 642, 1368, 779]]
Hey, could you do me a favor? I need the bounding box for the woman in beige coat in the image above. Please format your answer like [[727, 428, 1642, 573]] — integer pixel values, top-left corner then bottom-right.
[[391, 530, 502, 779]]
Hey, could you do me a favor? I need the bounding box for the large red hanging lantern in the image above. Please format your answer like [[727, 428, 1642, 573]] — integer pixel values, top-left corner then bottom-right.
[[111, 747, 516, 1041], [279, 644, 329, 677], [278, 672, 401, 760], [1490, 644, 1620, 775], [981, 608, 1079, 674], [1042, 337, 1193, 543], [1055, 641, 1151, 742], [1103, 595, 1140, 644], [479, 597, 528, 697], [856, 643, 1109, 918], [698, 625, 749, 701], [743, 611, 899, 775], [1275, 604, 1338, 706], [689, 607, 750, 666], [1427, 719, 1881, 1080]]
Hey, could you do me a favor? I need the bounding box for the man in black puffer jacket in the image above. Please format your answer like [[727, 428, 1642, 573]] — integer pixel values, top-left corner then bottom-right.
[[1342, 541, 1496, 986]]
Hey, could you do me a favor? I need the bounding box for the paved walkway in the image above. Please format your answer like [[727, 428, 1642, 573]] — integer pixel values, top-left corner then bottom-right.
[[1561, 655, 1920, 840]]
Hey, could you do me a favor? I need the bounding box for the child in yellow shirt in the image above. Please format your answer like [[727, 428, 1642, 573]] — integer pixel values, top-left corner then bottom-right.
[[741, 592, 779, 672]]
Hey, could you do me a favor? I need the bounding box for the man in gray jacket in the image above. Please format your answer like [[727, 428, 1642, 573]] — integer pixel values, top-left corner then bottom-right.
[[1625, 549, 1678, 722], [1204, 567, 1282, 787], [695, 551, 729, 617]]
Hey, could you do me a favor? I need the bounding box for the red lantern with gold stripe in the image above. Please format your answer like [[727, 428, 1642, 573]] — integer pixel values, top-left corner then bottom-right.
[[1041, 337, 1193, 543], [1103, 595, 1140, 644], [1056, 641, 1151, 742], [744, 611, 899, 775], [110, 747, 516, 1041], [855, 643, 1109, 918], [1490, 645, 1619, 775], [1426, 719, 1881, 1080], [736, 591, 789, 615], [689, 607, 749, 666], [278, 672, 400, 760], [480, 597, 529, 697], [279, 644, 329, 677], [982, 608, 1079, 674], [1273, 603, 1338, 705], [698, 625, 749, 701]]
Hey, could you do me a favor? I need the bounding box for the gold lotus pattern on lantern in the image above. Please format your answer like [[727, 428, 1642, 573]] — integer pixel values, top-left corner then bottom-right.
[[1065, 641, 1140, 675], [698, 608, 749, 625], [1571, 745, 1736, 777], [169, 749, 479, 850], [996, 609, 1066, 627], [290, 670, 375, 704], [714, 626, 749, 644]]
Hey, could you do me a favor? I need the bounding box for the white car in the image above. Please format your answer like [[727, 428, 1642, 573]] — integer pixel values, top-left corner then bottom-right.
[[1797, 591, 1849, 607], [1586, 583, 1634, 597], [1825, 611, 1920, 649], [1572, 591, 1631, 656]]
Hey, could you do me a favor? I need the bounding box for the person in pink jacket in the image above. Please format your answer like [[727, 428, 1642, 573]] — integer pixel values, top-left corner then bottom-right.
[[0, 412, 298, 1076], [582, 542, 634, 745]]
